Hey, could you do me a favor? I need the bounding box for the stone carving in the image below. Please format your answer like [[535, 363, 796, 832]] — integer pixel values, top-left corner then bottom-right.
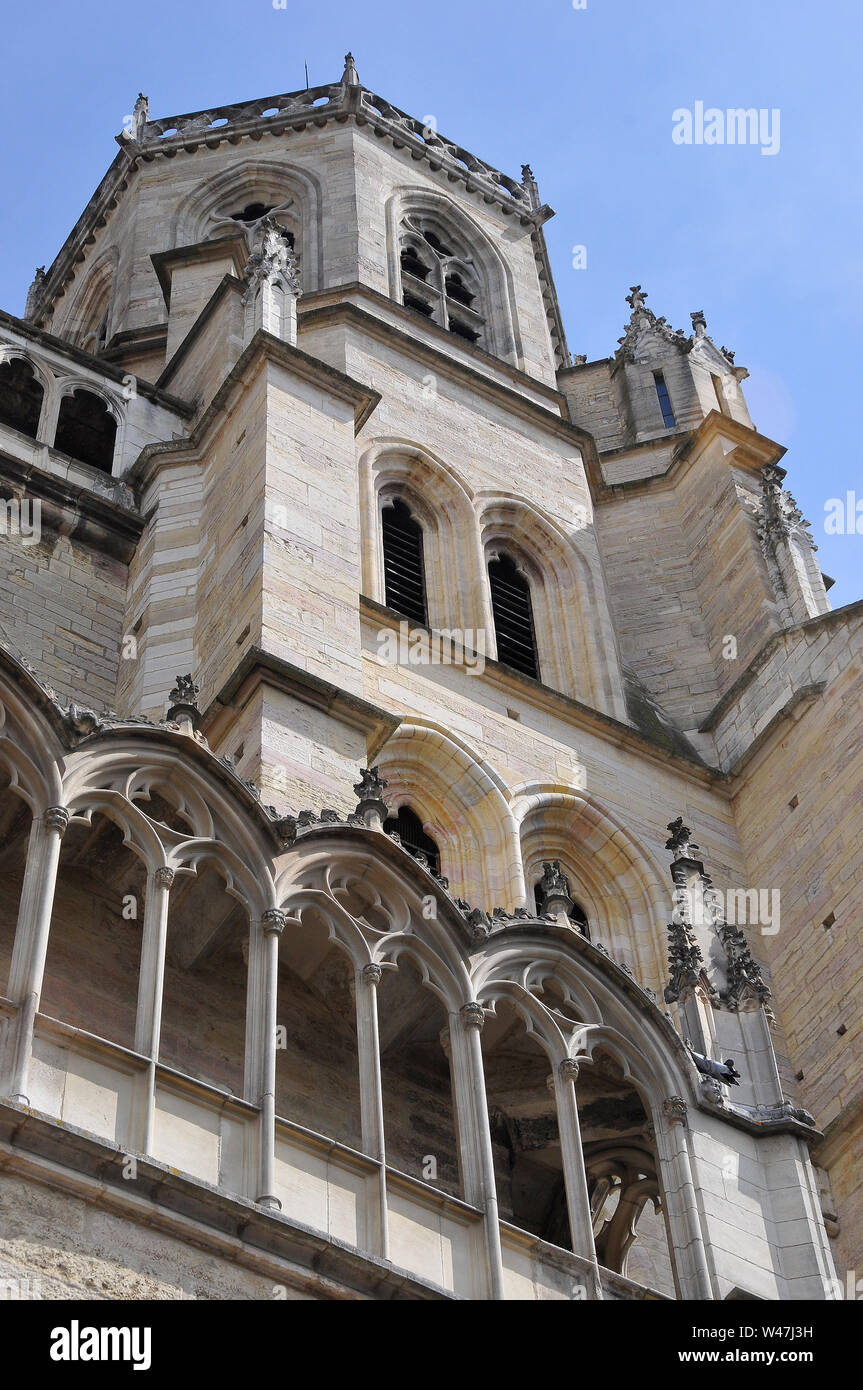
[[717, 918, 773, 1015], [616, 287, 690, 363], [169, 674, 200, 707], [662, 1096, 688, 1124], [757, 463, 816, 551], [362, 963, 382, 986], [664, 916, 705, 1004], [244, 217, 302, 297], [559, 1057, 580, 1083], [261, 908, 287, 934], [44, 806, 70, 834], [467, 907, 491, 942], [460, 1001, 486, 1030], [665, 816, 699, 860], [155, 867, 175, 889], [353, 765, 389, 830], [689, 1049, 741, 1087]]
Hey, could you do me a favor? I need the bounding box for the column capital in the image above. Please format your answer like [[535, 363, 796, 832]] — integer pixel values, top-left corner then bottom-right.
[[362, 962, 383, 986], [460, 1001, 486, 1031], [559, 1056, 580, 1083], [662, 1095, 688, 1125], [44, 806, 70, 835], [261, 908, 287, 935], [155, 866, 175, 889]]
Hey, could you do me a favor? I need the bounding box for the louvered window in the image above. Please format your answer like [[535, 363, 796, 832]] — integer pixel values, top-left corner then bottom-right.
[[382, 499, 427, 625], [384, 806, 440, 873], [488, 553, 539, 679]]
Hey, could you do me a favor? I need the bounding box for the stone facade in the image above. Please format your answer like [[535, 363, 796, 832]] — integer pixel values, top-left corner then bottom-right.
[[0, 57, 857, 1301]]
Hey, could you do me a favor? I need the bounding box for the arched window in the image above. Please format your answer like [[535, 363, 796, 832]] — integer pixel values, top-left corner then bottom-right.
[[488, 553, 539, 679], [399, 215, 485, 345], [381, 498, 427, 625], [532, 879, 590, 938], [0, 357, 44, 440], [54, 390, 117, 474], [384, 805, 440, 873]]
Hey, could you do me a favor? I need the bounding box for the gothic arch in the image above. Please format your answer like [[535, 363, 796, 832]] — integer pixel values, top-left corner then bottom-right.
[[512, 785, 670, 992], [374, 720, 522, 908], [385, 186, 521, 364], [477, 492, 625, 717], [171, 157, 324, 292], [359, 438, 481, 632], [53, 246, 119, 352]]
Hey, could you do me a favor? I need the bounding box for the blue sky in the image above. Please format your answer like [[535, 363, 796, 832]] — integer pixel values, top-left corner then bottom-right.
[[2, 0, 860, 602]]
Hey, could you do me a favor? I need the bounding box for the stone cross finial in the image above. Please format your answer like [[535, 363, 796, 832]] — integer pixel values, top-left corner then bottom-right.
[[626, 285, 648, 314]]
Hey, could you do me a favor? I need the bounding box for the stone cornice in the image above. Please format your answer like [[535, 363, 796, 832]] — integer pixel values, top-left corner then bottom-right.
[[0, 445, 144, 562], [361, 596, 722, 789], [204, 645, 400, 749], [0, 1102, 452, 1301], [700, 598, 863, 735], [298, 290, 600, 461], [130, 324, 382, 490], [591, 411, 786, 505]]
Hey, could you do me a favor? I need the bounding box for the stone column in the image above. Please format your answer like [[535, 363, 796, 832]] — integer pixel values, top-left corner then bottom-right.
[[257, 907, 286, 1210], [656, 1095, 713, 1299], [135, 866, 174, 1152], [452, 1000, 505, 1300], [552, 1056, 604, 1300], [6, 805, 69, 1103], [355, 961, 389, 1259]]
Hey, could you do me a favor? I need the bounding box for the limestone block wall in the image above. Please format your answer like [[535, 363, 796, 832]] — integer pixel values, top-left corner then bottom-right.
[[0, 1173, 313, 1300], [733, 643, 863, 1280], [0, 526, 127, 709]]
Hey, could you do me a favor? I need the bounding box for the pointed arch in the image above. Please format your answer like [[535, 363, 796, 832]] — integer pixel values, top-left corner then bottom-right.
[[512, 784, 670, 992], [171, 156, 324, 292], [359, 437, 481, 634], [374, 720, 522, 908], [477, 491, 626, 718], [386, 186, 522, 365]]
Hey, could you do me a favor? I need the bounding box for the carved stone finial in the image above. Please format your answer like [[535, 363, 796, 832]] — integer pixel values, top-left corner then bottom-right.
[[537, 860, 575, 919], [132, 93, 149, 142], [352, 765, 389, 830], [24, 266, 46, 319], [626, 284, 648, 314], [245, 217, 302, 296], [690, 308, 707, 338], [665, 816, 699, 860], [460, 1001, 486, 1031], [169, 674, 199, 707], [166, 674, 202, 735], [341, 52, 359, 86]]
